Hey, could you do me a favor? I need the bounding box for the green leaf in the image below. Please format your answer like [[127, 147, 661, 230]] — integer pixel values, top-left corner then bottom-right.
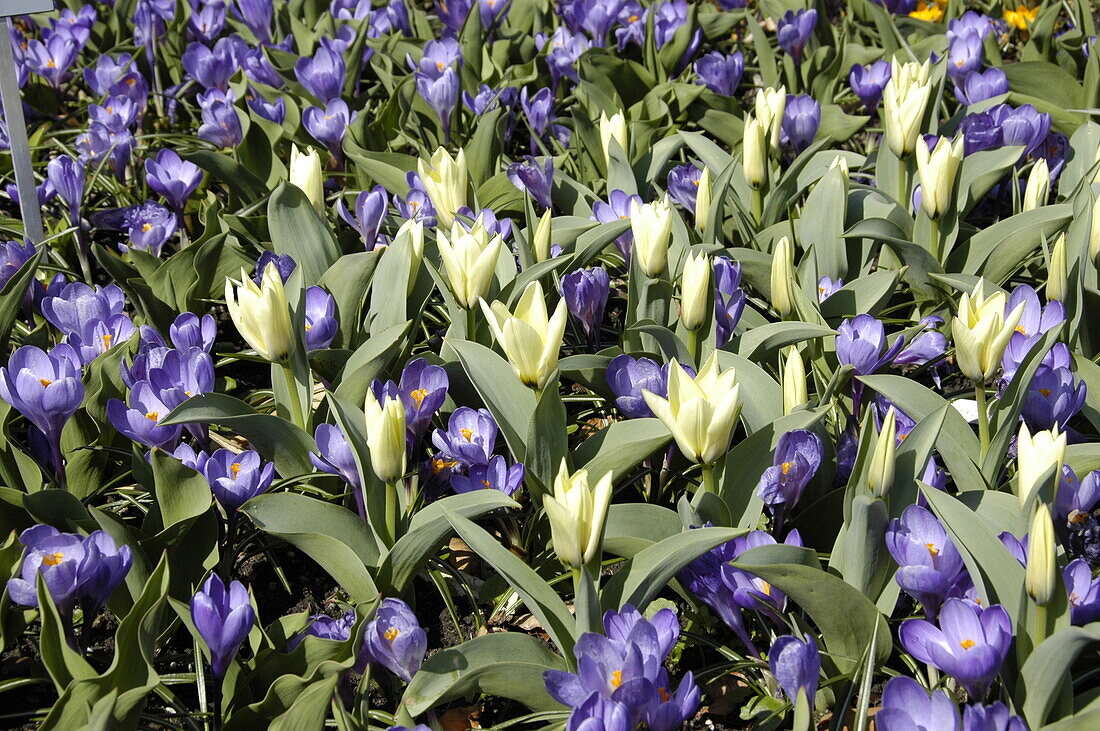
[[36, 572, 96, 694], [149, 448, 211, 530], [1020, 624, 1100, 728], [239, 493, 379, 604], [603, 504, 684, 559], [524, 380, 569, 499], [444, 509, 575, 657], [400, 632, 569, 716], [574, 418, 671, 485], [0, 249, 41, 353], [377, 491, 519, 594], [268, 182, 343, 287], [447, 339, 536, 463], [600, 526, 744, 612], [161, 394, 316, 478], [713, 352, 783, 434], [731, 546, 893, 673], [736, 322, 836, 361], [950, 205, 1072, 281]]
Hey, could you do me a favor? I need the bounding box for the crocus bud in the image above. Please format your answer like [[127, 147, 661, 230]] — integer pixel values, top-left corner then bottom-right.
[[364, 391, 408, 484], [694, 166, 712, 231], [882, 59, 932, 157], [782, 347, 807, 415], [770, 236, 797, 318], [680, 251, 711, 331], [480, 280, 568, 390], [225, 263, 294, 363], [190, 574, 256, 679], [1022, 158, 1050, 213], [868, 407, 897, 498], [743, 115, 767, 189], [950, 281, 1025, 382], [417, 147, 467, 228], [642, 354, 741, 465], [1090, 195, 1100, 268], [1046, 232, 1067, 303], [437, 222, 502, 309], [631, 197, 673, 278], [289, 144, 324, 215], [1025, 503, 1057, 606], [532, 209, 552, 263], [599, 110, 628, 164], [543, 459, 613, 568], [754, 86, 786, 150], [1016, 423, 1066, 507], [915, 136, 964, 218]]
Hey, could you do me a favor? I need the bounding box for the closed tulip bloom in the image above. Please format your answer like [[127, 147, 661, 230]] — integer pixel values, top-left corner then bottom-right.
[[437, 222, 503, 309], [1026, 503, 1057, 605], [642, 354, 741, 465], [289, 145, 324, 215], [1017, 423, 1066, 506], [951, 282, 1025, 382], [191, 575, 255, 679], [680, 252, 711, 331], [782, 347, 807, 414], [755, 86, 786, 149], [480, 280, 568, 390], [599, 110, 628, 163], [694, 166, 712, 230], [915, 136, 964, 218], [532, 209, 553, 262], [882, 59, 932, 157], [364, 392, 408, 484], [743, 114, 767, 188], [543, 460, 613, 568], [630, 197, 673, 277], [1022, 158, 1050, 213], [868, 406, 897, 498], [1047, 232, 1067, 303], [1089, 195, 1100, 268], [770, 236, 797, 318], [225, 264, 294, 363], [416, 148, 467, 228], [769, 634, 820, 704]]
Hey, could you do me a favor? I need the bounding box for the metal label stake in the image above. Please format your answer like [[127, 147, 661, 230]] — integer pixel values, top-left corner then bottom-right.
[[0, 1, 54, 245]]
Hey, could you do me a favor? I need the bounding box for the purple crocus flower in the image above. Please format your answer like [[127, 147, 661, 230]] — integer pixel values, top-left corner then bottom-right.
[[947, 32, 984, 78], [145, 149, 203, 213], [836, 314, 904, 376], [416, 67, 460, 141], [118, 201, 178, 256], [520, 86, 556, 142], [895, 316, 947, 366], [561, 267, 610, 343], [84, 53, 137, 96], [817, 275, 843, 302], [304, 286, 338, 351], [606, 355, 664, 419], [0, 241, 38, 307], [1064, 559, 1100, 626], [886, 505, 965, 618], [5, 180, 57, 210], [962, 702, 1026, 731], [255, 252, 297, 283], [666, 164, 702, 212], [182, 40, 236, 91], [172, 443, 210, 473], [67, 313, 138, 365], [361, 598, 427, 681], [288, 609, 356, 651], [450, 455, 525, 496], [337, 186, 387, 251], [189, 1, 227, 42], [955, 68, 1009, 106], [303, 100, 354, 155], [769, 634, 820, 704], [202, 449, 275, 510], [107, 381, 182, 449], [1001, 284, 1065, 380], [46, 155, 85, 224], [539, 26, 592, 87], [396, 358, 449, 438], [248, 92, 287, 124], [190, 574, 256, 678], [1055, 468, 1100, 525], [295, 46, 346, 103], [232, 0, 274, 43], [948, 12, 993, 42], [41, 282, 127, 337], [850, 60, 891, 111], [197, 89, 243, 148], [876, 676, 961, 731], [694, 51, 743, 96], [90, 95, 141, 133], [78, 531, 134, 609], [721, 530, 802, 617], [652, 0, 688, 48], [776, 9, 817, 64], [999, 104, 1052, 158], [566, 693, 631, 731], [644, 671, 700, 731], [1022, 365, 1086, 431], [714, 257, 746, 347], [170, 313, 216, 352], [431, 407, 497, 467], [781, 94, 821, 153], [311, 423, 362, 490], [507, 157, 555, 209], [0, 344, 84, 444], [756, 430, 824, 509], [592, 190, 642, 261], [25, 35, 78, 88], [6, 525, 86, 613], [899, 598, 1013, 697]]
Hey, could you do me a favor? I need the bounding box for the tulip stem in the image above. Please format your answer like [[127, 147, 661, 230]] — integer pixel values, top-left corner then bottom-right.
[[928, 216, 941, 262], [974, 384, 990, 459], [280, 361, 306, 430], [687, 328, 700, 367], [384, 481, 399, 548], [700, 464, 715, 494], [1033, 603, 1049, 646], [466, 306, 477, 342], [751, 188, 763, 227]]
